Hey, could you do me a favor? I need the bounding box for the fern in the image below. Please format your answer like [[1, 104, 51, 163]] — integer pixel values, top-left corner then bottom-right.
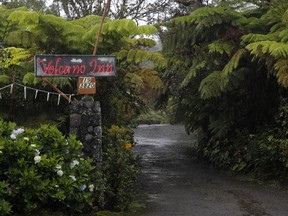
[[241, 33, 280, 43], [22, 72, 35, 85], [0, 47, 30, 68], [246, 41, 288, 59], [127, 49, 136, 62], [116, 50, 128, 60], [223, 49, 246, 75], [199, 71, 228, 99], [274, 59, 288, 88], [0, 75, 10, 84], [208, 40, 233, 55], [116, 49, 166, 68], [8, 10, 39, 25], [135, 25, 158, 36], [180, 59, 207, 88], [125, 73, 144, 89]]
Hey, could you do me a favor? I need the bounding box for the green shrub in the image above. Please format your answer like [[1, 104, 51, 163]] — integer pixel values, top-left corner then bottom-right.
[[0, 120, 105, 215], [102, 125, 138, 211]]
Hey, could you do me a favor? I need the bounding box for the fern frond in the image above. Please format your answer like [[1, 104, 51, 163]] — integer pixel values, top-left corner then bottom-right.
[[241, 33, 279, 44], [23, 72, 35, 85], [0, 75, 10, 84], [279, 29, 288, 43], [136, 25, 158, 36], [45, 78, 72, 88], [116, 49, 166, 68], [127, 50, 136, 62], [208, 40, 233, 55], [125, 73, 144, 89], [274, 59, 288, 88], [223, 49, 246, 75], [180, 60, 207, 88], [69, 15, 103, 28], [246, 41, 288, 59], [135, 38, 156, 48], [117, 50, 129, 60], [1, 47, 30, 68], [199, 71, 228, 99], [8, 10, 39, 25], [103, 19, 137, 36]]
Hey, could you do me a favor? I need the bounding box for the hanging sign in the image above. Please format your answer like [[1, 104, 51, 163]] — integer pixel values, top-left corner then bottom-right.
[[78, 77, 96, 95], [34, 55, 116, 77]]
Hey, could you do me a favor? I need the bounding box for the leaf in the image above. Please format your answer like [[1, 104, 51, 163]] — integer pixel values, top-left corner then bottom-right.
[[199, 71, 228, 99], [223, 49, 246, 75], [23, 73, 35, 85], [0, 75, 10, 84], [209, 40, 233, 55]]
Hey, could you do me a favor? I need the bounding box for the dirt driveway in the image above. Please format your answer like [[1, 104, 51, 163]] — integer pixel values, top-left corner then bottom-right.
[[133, 124, 288, 216]]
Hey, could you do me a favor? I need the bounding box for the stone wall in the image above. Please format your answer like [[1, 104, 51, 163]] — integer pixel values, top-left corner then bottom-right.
[[70, 95, 102, 168]]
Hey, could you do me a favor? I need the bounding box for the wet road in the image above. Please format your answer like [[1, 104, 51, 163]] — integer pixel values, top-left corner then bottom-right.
[[133, 124, 288, 216]]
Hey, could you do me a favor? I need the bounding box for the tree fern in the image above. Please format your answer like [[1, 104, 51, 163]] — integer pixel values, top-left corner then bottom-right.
[[180, 59, 207, 88], [223, 49, 246, 75], [241, 33, 280, 43], [116, 49, 166, 68], [8, 9, 39, 25], [0, 47, 30, 68], [208, 40, 233, 56], [246, 41, 288, 59], [199, 71, 228, 99], [274, 59, 288, 88]]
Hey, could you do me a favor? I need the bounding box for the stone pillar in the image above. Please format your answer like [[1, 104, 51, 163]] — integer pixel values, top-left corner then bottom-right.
[[70, 95, 102, 168]]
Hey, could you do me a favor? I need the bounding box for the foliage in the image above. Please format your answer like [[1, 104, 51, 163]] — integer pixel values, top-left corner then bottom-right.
[[159, 0, 288, 181], [102, 125, 139, 211], [0, 6, 164, 127], [0, 120, 105, 215]]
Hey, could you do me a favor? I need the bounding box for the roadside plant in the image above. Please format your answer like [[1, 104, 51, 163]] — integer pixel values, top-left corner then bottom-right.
[[0, 119, 105, 215], [102, 125, 139, 211]]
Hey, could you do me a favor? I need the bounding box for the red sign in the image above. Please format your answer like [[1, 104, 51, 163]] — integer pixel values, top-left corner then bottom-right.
[[34, 55, 116, 77], [78, 77, 96, 95]]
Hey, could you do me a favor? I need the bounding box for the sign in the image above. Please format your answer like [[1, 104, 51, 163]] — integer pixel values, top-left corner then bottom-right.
[[78, 77, 96, 95], [34, 55, 116, 77]]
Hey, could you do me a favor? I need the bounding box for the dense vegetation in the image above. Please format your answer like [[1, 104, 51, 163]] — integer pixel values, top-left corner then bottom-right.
[[1, 0, 288, 214], [160, 0, 288, 182], [0, 4, 163, 215]]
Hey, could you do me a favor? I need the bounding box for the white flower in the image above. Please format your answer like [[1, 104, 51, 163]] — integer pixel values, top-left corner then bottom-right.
[[34, 155, 41, 164], [55, 164, 62, 170], [55, 184, 59, 188], [79, 184, 87, 191], [88, 184, 95, 192], [57, 170, 64, 177], [69, 175, 77, 181], [10, 128, 25, 140], [23, 137, 29, 141], [69, 160, 79, 169], [10, 134, 16, 140]]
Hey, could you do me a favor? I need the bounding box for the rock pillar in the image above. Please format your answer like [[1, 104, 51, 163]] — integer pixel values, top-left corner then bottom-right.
[[70, 95, 102, 168]]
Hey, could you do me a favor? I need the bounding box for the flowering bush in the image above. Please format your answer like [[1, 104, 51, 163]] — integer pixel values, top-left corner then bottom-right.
[[102, 125, 139, 211], [0, 120, 105, 215]]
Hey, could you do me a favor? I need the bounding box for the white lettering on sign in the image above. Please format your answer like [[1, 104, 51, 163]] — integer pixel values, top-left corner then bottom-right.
[[79, 77, 96, 89]]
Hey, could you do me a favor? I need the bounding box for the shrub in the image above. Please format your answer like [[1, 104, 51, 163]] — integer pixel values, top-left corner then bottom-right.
[[0, 120, 105, 215], [102, 125, 139, 211]]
